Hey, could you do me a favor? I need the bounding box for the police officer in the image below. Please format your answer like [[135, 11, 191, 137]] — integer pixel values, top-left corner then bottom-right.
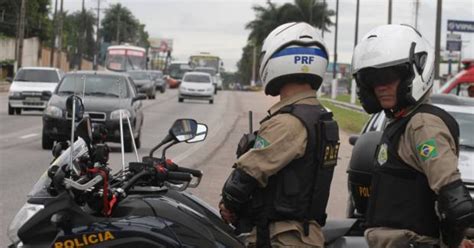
[[352, 24, 474, 248], [219, 22, 340, 247]]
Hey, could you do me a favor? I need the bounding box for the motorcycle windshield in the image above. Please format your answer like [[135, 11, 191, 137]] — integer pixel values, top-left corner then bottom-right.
[[27, 138, 88, 203]]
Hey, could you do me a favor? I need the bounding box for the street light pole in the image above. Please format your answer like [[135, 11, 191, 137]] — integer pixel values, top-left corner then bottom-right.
[[331, 0, 339, 100], [56, 0, 64, 69], [434, 0, 442, 83], [50, 0, 58, 66], [94, 0, 101, 70], [351, 0, 360, 104], [17, 0, 27, 70], [388, 0, 392, 24]]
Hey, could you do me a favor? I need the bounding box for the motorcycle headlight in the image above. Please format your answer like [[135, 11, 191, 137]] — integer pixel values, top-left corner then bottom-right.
[[110, 109, 131, 120], [44, 106, 63, 118], [7, 203, 44, 244], [9, 91, 20, 97]]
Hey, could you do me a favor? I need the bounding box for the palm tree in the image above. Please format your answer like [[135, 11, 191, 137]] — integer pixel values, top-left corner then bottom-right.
[[280, 0, 334, 32]]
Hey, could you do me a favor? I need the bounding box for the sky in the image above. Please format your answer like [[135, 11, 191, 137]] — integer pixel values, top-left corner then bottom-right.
[[62, 0, 474, 72]]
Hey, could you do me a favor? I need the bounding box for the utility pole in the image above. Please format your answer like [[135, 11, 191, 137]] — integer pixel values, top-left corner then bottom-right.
[[413, 0, 420, 29], [331, 0, 339, 99], [116, 10, 120, 44], [50, 0, 58, 66], [351, 0, 360, 104], [388, 0, 392, 24], [434, 0, 442, 81], [17, 0, 27, 69], [94, 0, 102, 70], [251, 41, 256, 87], [77, 0, 85, 70], [321, 0, 326, 38], [56, 0, 64, 69]]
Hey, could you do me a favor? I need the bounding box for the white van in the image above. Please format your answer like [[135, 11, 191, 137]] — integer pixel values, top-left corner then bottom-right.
[[8, 67, 64, 115]]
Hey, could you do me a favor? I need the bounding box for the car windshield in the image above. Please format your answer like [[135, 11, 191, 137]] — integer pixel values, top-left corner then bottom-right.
[[14, 69, 59, 83], [449, 111, 474, 148], [128, 72, 149, 81], [57, 74, 130, 98], [183, 74, 211, 83]]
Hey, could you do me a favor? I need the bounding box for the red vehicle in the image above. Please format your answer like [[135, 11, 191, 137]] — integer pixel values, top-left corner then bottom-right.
[[439, 59, 474, 97]]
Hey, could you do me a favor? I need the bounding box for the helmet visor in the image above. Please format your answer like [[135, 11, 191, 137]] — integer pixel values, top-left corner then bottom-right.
[[357, 65, 410, 88]]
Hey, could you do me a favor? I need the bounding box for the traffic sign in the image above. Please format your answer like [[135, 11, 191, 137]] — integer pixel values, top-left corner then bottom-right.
[[446, 33, 462, 51], [447, 20, 474, 33]]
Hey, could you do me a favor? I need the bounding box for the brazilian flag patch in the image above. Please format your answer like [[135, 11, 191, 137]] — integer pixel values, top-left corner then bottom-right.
[[254, 135, 270, 149], [416, 138, 439, 161]]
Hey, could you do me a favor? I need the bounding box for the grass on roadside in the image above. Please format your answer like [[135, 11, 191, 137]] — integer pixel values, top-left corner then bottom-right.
[[321, 99, 369, 134], [321, 94, 361, 106]]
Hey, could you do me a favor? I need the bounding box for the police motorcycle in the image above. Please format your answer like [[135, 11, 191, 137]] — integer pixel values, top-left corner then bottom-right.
[[7, 94, 244, 247]]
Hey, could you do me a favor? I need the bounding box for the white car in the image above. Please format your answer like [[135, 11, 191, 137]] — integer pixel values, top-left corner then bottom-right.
[[8, 67, 64, 115], [178, 72, 215, 104]]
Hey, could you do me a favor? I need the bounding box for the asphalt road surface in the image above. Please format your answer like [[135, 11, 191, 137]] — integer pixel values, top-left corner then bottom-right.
[[0, 89, 354, 245]]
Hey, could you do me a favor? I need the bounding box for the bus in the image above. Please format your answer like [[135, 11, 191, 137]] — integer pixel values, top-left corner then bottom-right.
[[189, 52, 224, 89], [105, 45, 147, 72]]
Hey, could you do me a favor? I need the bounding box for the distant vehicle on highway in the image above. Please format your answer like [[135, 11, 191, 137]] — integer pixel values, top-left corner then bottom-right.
[[8, 67, 64, 115], [178, 72, 215, 104], [439, 59, 474, 97], [128, 70, 157, 99], [42, 71, 146, 151], [193, 67, 219, 94], [166, 61, 192, 88], [189, 52, 224, 90], [149, 70, 166, 93], [105, 45, 147, 72]]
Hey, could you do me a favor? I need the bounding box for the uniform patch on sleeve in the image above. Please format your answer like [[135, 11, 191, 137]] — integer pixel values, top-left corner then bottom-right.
[[254, 135, 270, 149], [416, 138, 439, 161]]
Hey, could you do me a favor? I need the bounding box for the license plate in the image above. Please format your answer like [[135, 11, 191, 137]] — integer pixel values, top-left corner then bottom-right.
[[25, 97, 40, 102]]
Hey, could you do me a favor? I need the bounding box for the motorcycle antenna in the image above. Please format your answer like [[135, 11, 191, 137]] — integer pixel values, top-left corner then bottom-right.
[[249, 111, 253, 134]]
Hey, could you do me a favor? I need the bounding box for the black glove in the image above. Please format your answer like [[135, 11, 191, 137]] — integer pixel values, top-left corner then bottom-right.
[[440, 220, 466, 248]]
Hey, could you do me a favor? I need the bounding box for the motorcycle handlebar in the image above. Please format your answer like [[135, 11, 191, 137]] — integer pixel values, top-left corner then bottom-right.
[[167, 171, 193, 182], [175, 167, 202, 178]]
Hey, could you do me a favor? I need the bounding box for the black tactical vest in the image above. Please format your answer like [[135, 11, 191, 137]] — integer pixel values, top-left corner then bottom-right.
[[366, 104, 459, 238], [249, 103, 340, 230]]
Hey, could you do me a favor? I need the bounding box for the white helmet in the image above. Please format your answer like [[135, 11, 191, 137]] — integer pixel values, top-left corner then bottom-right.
[[259, 22, 329, 96], [352, 24, 435, 114]]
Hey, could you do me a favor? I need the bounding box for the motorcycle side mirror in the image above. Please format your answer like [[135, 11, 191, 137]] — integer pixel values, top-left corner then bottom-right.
[[186, 123, 208, 143], [52, 142, 65, 158], [65, 95, 84, 121], [349, 135, 359, 146], [75, 116, 93, 148], [169, 119, 198, 142]]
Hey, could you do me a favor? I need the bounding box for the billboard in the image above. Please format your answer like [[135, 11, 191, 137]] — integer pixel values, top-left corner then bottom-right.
[[149, 38, 173, 52], [447, 20, 474, 33]]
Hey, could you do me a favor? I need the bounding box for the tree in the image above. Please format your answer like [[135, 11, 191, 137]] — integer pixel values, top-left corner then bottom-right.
[[62, 10, 96, 68], [0, 0, 52, 41], [101, 3, 149, 47], [237, 0, 334, 85]]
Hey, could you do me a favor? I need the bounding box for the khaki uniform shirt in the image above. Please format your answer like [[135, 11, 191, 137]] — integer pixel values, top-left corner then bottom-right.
[[236, 90, 324, 247], [365, 103, 461, 248]]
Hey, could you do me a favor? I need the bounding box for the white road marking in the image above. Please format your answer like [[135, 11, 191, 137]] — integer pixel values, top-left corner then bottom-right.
[[20, 133, 38, 139]]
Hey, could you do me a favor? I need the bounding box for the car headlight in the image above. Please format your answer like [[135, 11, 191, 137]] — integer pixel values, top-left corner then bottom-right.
[[110, 109, 131, 120], [44, 106, 63, 118], [7, 203, 44, 244], [9, 91, 20, 97]]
